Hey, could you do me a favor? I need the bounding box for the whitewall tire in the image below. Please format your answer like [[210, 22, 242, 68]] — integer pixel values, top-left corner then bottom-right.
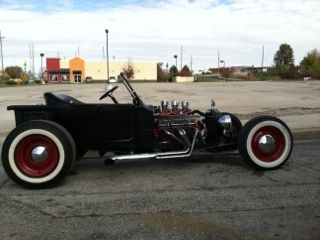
[[1, 120, 76, 188], [238, 116, 293, 170]]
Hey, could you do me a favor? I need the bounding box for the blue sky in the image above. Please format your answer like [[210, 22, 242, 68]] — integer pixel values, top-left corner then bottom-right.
[[0, 0, 234, 11], [0, 0, 319, 72], [0, 0, 149, 11]]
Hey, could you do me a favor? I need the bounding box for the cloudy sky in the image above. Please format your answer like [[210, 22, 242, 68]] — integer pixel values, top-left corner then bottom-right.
[[0, 0, 319, 73]]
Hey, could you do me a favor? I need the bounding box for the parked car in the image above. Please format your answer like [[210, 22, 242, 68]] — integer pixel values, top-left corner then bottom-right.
[[1, 74, 293, 188]]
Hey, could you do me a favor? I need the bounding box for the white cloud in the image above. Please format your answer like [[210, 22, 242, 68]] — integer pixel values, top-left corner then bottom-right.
[[0, 0, 319, 72]]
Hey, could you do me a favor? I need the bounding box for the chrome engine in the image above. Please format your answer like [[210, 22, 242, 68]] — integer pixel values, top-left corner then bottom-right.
[[153, 100, 200, 150], [155, 99, 197, 129]]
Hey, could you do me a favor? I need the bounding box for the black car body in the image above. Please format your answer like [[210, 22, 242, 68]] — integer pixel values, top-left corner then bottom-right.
[[1, 74, 293, 188]]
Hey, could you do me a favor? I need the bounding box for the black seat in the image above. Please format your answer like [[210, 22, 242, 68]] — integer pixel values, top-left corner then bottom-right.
[[44, 92, 83, 106]]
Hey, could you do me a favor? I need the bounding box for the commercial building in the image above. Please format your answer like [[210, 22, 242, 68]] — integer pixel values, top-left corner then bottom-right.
[[46, 57, 157, 83]]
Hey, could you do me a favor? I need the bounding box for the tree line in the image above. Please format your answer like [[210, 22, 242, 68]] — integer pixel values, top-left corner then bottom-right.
[[158, 44, 320, 81], [274, 44, 320, 79]]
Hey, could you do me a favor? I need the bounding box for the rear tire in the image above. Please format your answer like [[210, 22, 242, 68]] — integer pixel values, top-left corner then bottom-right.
[[1, 120, 76, 188], [238, 116, 293, 170]]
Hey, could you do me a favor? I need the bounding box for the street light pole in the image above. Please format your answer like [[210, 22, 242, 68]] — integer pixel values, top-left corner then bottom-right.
[[174, 55, 178, 69], [220, 60, 225, 68], [40, 53, 44, 83], [105, 29, 110, 86], [0, 31, 5, 79]]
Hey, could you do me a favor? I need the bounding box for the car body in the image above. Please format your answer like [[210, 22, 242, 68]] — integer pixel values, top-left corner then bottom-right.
[[1, 74, 293, 188]]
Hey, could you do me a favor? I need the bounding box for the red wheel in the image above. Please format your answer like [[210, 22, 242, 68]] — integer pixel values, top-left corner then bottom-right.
[[239, 116, 293, 169], [15, 135, 59, 177], [1, 120, 76, 188]]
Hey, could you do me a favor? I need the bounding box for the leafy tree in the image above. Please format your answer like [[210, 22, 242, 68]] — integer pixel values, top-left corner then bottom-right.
[[5, 66, 23, 79], [169, 65, 178, 77], [122, 61, 134, 80], [179, 65, 192, 76], [273, 43, 295, 77], [300, 49, 320, 79]]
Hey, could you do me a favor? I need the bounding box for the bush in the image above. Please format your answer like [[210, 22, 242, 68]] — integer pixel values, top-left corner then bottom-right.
[[249, 71, 281, 81], [282, 66, 301, 79], [219, 67, 235, 78], [230, 72, 249, 80], [5, 66, 23, 79], [33, 79, 42, 84], [6, 80, 18, 85]]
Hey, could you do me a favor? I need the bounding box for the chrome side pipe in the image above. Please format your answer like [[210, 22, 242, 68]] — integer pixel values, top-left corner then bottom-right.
[[111, 130, 199, 161]]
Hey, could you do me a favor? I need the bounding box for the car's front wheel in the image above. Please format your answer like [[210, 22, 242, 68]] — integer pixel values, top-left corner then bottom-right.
[[238, 116, 293, 170], [1, 120, 76, 188]]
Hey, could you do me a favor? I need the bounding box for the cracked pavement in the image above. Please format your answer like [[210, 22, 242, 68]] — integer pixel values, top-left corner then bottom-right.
[[0, 140, 319, 240]]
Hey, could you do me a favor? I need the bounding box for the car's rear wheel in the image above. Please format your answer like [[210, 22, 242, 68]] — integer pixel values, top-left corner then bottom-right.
[[238, 116, 293, 170], [1, 120, 76, 188]]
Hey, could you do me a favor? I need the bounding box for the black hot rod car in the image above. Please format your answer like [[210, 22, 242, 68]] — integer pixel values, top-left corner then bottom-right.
[[1, 74, 293, 188]]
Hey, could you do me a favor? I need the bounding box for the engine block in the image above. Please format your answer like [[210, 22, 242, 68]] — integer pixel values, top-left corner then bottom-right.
[[154, 99, 197, 129], [156, 114, 197, 129]]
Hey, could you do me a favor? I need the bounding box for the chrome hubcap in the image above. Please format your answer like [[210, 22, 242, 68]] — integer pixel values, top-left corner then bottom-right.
[[31, 146, 48, 163], [258, 135, 275, 153]]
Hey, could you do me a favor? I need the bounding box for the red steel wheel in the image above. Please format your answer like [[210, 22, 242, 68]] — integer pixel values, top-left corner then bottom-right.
[[250, 126, 286, 163], [238, 116, 293, 170], [15, 135, 59, 177]]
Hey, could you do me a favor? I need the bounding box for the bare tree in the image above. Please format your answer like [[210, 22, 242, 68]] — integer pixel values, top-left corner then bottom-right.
[[122, 60, 135, 80]]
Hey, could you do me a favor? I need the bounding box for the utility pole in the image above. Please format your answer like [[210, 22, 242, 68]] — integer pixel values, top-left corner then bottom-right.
[[105, 29, 110, 86], [31, 43, 35, 77], [180, 46, 183, 70], [40, 53, 44, 82], [0, 31, 5, 77], [174, 55, 178, 69], [218, 50, 220, 75], [261, 45, 264, 72], [29, 44, 32, 74], [190, 54, 193, 72]]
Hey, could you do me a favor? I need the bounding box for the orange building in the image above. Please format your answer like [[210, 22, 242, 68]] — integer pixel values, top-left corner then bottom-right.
[[46, 57, 157, 83], [69, 57, 85, 83]]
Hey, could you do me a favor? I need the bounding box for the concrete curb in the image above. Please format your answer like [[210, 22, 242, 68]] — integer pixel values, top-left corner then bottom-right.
[[292, 128, 320, 141]]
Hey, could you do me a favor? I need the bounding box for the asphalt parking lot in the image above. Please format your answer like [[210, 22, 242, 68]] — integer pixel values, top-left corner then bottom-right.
[[0, 140, 319, 240], [0, 81, 320, 239]]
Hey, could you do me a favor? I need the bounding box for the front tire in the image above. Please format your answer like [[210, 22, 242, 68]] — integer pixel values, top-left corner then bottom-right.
[[238, 116, 293, 170], [1, 120, 76, 188]]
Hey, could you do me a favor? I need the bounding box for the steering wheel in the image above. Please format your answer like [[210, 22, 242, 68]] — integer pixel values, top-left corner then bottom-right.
[[99, 85, 119, 103]]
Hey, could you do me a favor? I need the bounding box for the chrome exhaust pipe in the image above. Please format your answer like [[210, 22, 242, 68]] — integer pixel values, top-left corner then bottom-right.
[[156, 129, 198, 159], [111, 130, 198, 161]]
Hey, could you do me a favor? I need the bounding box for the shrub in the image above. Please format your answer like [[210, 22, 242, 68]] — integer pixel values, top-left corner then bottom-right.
[[6, 80, 18, 85], [220, 67, 235, 78]]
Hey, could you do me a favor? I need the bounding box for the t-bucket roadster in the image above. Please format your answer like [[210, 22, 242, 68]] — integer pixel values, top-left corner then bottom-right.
[[1, 74, 293, 188]]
